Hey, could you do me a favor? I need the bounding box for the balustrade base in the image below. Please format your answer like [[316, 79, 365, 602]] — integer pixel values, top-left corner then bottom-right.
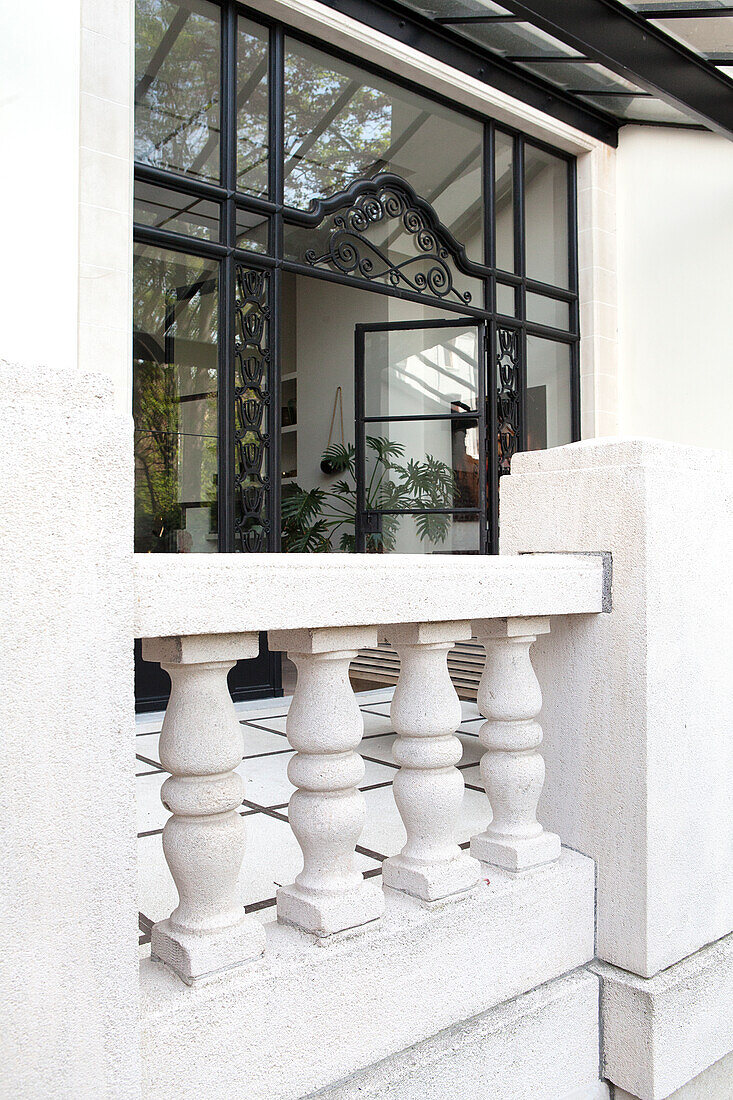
[[382, 851, 481, 902], [151, 916, 266, 985], [276, 880, 385, 937], [471, 829, 561, 872]]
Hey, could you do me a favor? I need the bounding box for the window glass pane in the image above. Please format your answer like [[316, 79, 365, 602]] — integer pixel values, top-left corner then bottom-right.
[[524, 145, 569, 288], [364, 324, 480, 418], [494, 130, 515, 271], [526, 292, 570, 329], [135, 0, 221, 183], [133, 244, 218, 552], [236, 17, 269, 198], [236, 207, 269, 252], [283, 39, 484, 261], [134, 180, 220, 239], [526, 336, 572, 450], [364, 419, 479, 512], [496, 281, 517, 315], [364, 511, 480, 554]]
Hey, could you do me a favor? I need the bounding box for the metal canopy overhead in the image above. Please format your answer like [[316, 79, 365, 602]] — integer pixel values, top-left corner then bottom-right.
[[316, 0, 733, 143]]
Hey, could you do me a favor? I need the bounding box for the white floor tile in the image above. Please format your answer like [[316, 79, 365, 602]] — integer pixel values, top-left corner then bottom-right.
[[238, 752, 395, 808], [137, 813, 381, 926], [135, 729, 161, 765], [241, 723, 290, 757], [360, 710, 394, 737], [137, 771, 167, 834], [360, 781, 491, 857], [247, 714, 288, 734], [361, 733, 397, 766]]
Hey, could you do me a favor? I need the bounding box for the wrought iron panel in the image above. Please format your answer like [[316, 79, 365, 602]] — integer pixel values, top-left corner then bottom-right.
[[496, 326, 521, 477], [234, 264, 271, 552], [290, 173, 487, 307]]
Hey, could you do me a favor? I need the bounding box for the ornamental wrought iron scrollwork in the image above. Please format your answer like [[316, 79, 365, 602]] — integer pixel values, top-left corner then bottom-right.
[[497, 326, 521, 478], [293, 173, 487, 307], [234, 265, 271, 552]]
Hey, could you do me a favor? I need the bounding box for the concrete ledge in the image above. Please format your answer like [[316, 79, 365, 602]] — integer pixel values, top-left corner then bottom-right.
[[594, 931, 733, 1100], [134, 552, 605, 638], [314, 970, 607, 1100], [140, 849, 595, 1100]]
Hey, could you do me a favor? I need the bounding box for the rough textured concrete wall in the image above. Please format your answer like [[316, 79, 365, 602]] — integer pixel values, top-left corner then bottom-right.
[[0, 363, 139, 1097], [500, 438, 733, 978]]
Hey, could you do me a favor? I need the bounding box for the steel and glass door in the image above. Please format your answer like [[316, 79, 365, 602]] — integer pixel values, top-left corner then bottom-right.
[[355, 318, 488, 555]]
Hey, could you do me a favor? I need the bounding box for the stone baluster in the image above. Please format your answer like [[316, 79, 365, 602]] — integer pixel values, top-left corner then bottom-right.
[[142, 634, 266, 983], [383, 621, 481, 901], [470, 618, 560, 872], [268, 626, 384, 937]]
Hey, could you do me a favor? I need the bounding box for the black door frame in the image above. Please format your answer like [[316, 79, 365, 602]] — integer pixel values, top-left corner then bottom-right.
[[355, 317, 489, 555]]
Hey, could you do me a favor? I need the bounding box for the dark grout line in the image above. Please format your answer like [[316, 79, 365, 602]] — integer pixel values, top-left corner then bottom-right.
[[136, 768, 164, 777], [242, 720, 289, 735], [241, 800, 290, 823], [138, 827, 164, 838], [139, 912, 153, 933], [361, 753, 399, 770], [355, 843, 388, 862], [464, 782, 484, 793], [136, 752, 162, 770], [360, 780, 395, 793], [244, 896, 277, 914], [242, 746, 293, 760], [363, 866, 384, 880]]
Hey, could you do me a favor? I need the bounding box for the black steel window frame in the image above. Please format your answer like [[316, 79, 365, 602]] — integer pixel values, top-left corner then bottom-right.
[[132, 0, 581, 559]]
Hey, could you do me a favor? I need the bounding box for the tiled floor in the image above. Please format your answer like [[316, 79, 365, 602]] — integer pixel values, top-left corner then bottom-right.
[[136, 688, 489, 950]]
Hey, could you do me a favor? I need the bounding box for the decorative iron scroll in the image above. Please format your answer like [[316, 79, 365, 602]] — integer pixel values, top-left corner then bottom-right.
[[234, 265, 271, 553], [497, 327, 521, 477], [295, 174, 486, 306]]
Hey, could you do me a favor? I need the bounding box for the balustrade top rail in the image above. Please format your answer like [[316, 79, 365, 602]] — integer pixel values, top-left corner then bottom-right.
[[133, 552, 608, 638]]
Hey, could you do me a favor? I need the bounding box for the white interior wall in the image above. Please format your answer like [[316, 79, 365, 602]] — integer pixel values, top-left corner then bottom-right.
[[616, 126, 733, 449]]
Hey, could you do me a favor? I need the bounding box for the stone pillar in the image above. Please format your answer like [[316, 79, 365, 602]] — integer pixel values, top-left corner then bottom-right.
[[470, 617, 560, 872], [269, 626, 384, 937], [382, 621, 480, 901], [143, 633, 266, 983]]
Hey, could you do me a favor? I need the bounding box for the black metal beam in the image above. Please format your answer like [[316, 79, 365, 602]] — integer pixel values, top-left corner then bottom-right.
[[500, 0, 733, 138], [310, 0, 620, 145]]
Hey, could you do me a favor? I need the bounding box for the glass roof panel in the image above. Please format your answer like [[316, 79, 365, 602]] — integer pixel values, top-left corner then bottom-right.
[[385, 0, 732, 135], [578, 93, 700, 122], [650, 16, 733, 57], [456, 20, 585, 58], [625, 2, 730, 10], [398, 0, 514, 18], [517, 59, 645, 94]]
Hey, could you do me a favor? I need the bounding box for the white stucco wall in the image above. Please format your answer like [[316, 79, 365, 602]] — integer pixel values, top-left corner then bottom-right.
[[616, 126, 733, 449]]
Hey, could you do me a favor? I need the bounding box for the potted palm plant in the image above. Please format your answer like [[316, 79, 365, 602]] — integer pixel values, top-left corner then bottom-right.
[[281, 436, 454, 552]]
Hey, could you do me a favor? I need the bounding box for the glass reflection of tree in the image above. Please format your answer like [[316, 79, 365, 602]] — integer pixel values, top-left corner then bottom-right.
[[135, 0, 223, 183], [133, 251, 218, 552], [284, 54, 392, 208]]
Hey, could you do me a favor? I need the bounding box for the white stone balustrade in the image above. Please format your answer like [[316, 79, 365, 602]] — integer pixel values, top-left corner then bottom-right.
[[142, 633, 266, 984], [383, 621, 481, 901], [268, 626, 385, 936], [135, 553, 605, 982], [470, 617, 560, 872]]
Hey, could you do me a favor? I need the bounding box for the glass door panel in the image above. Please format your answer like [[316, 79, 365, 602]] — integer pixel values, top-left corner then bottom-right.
[[356, 319, 486, 554]]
